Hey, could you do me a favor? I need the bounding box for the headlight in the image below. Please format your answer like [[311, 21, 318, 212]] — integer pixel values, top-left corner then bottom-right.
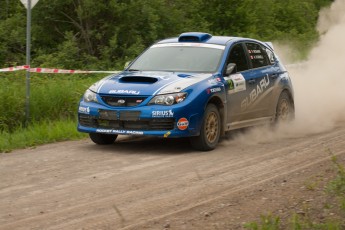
[[83, 89, 98, 103], [148, 92, 187, 106]]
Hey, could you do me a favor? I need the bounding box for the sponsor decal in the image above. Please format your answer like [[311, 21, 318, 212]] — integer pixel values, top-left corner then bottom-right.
[[224, 73, 246, 94], [109, 89, 140, 95], [241, 75, 270, 110], [152, 110, 174, 118], [164, 131, 171, 138], [207, 87, 222, 94], [177, 117, 189, 130], [250, 55, 264, 60], [208, 79, 218, 85], [207, 78, 221, 85], [78, 106, 90, 114], [248, 49, 262, 54], [96, 129, 144, 135], [227, 79, 234, 90]]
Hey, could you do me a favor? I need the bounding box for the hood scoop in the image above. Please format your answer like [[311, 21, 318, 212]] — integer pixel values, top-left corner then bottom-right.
[[119, 76, 158, 84]]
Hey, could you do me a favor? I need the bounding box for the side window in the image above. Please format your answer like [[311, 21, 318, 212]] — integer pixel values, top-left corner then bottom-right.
[[227, 43, 249, 72], [265, 48, 275, 64], [246, 43, 270, 68]]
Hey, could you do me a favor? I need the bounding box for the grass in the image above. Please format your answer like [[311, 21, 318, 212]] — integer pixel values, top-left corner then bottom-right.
[[0, 72, 105, 132], [0, 119, 87, 153], [243, 214, 280, 230], [0, 72, 107, 152], [327, 152, 345, 213]]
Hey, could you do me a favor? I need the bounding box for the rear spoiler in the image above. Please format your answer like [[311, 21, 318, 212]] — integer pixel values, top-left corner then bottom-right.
[[264, 42, 274, 51]]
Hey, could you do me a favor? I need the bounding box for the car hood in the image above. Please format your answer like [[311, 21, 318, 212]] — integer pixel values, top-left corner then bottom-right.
[[96, 71, 213, 95]]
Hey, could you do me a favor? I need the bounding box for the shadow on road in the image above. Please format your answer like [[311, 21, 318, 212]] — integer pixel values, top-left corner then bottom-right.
[[78, 128, 252, 156], [80, 136, 198, 155]]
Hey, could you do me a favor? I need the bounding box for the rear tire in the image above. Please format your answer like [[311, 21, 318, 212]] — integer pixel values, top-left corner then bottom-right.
[[89, 133, 117, 145], [276, 91, 294, 123], [190, 104, 221, 151]]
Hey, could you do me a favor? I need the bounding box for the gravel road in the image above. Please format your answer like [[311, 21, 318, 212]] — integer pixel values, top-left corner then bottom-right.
[[0, 124, 344, 229]]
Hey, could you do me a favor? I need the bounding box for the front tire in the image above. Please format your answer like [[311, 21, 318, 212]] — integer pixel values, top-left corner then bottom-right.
[[190, 104, 221, 151], [89, 133, 118, 145]]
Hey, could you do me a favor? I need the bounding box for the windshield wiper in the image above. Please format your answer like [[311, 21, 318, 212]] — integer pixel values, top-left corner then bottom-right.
[[128, 69, 140, 71]]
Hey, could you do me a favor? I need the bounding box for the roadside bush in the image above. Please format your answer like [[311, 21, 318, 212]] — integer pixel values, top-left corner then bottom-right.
[[0, 72, 106, 132]]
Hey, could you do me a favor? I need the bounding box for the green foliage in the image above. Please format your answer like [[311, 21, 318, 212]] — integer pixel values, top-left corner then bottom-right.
[[291, 213, 343, 230], [291, 214, 302, 230], [0, 119, 87, 153], [0, 73, 105, 132], [327, 154, 345, 213], [244, 214, 280, 230], [0, 73, 91, 152], [244, 204, 344, 230], [328, 155, 345, 196], [0, 73, 26, 131], [0, 2, 26, 65], [0, 0, 334, 69]]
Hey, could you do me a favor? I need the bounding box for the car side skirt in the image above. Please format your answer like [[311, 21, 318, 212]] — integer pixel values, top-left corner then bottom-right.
[[225, 116, 274, 131]]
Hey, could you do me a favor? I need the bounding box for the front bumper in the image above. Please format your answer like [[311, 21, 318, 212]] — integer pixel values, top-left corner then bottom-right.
[[77, 101, 202, 138]]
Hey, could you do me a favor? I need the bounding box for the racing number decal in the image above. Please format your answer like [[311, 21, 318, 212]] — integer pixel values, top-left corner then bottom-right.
[[224, 73, 246, 94], [177, 118, 189, 130]]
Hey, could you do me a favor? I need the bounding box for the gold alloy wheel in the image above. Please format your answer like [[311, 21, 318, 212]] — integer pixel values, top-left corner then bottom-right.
[[278, 99, 290, 121], [205, 111, 219, 143]]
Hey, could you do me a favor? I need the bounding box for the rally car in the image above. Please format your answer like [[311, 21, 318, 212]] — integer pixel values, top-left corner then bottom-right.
[[78, 32, 294, 151]]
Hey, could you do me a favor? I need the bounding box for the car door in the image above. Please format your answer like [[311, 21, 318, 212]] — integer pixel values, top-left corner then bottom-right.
[[240, 42, 278, 120], [223, 43, 252, 123]]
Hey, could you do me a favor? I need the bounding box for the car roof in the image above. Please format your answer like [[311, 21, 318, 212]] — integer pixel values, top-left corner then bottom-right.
[[156, 32, 270, 49]]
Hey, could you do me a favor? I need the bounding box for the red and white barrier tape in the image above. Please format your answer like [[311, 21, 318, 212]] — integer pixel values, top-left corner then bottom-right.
[[0, 65, 119, 74], [0, 65, 29, 72]]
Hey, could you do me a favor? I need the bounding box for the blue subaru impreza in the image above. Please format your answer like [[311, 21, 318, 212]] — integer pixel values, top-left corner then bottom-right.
[[78, 32, 294, 151]]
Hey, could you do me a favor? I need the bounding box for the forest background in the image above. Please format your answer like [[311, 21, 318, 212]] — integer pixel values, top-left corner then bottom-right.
[[0, 0, 333, 151]]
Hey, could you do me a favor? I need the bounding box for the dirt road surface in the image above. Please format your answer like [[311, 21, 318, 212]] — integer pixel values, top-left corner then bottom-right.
[[1, 124, 344, 230]]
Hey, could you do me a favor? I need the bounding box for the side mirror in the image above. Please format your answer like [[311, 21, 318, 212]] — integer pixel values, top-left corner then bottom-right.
[[226, 63, 237, 75], [124, 61, 132, 69]]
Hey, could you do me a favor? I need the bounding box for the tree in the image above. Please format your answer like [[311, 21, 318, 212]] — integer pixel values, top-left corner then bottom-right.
[[0, 0, 334, 68]]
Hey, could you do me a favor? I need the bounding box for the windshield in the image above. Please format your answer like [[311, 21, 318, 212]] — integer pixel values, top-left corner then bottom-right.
[[129, 43, 225, 73]]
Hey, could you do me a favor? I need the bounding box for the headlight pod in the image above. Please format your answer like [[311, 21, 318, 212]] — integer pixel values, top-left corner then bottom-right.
[[83, 89, 98, 103], [149, 92, 187, 106]]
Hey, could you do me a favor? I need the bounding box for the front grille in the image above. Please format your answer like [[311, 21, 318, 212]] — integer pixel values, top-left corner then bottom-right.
[[101, 96, 147, 107], [99, 110, 118, 120], [99, 109, 141, 121], [79, 114, 174, 131], [119, 111, 141, 121], [79, 114, 98, 128]]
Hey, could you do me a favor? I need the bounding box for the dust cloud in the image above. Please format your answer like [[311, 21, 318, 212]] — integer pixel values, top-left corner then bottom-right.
[[231, 0, 345, 144]]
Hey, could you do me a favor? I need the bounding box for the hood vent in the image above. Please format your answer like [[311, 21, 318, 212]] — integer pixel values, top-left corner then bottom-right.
[[119, 76, 158, 84]]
